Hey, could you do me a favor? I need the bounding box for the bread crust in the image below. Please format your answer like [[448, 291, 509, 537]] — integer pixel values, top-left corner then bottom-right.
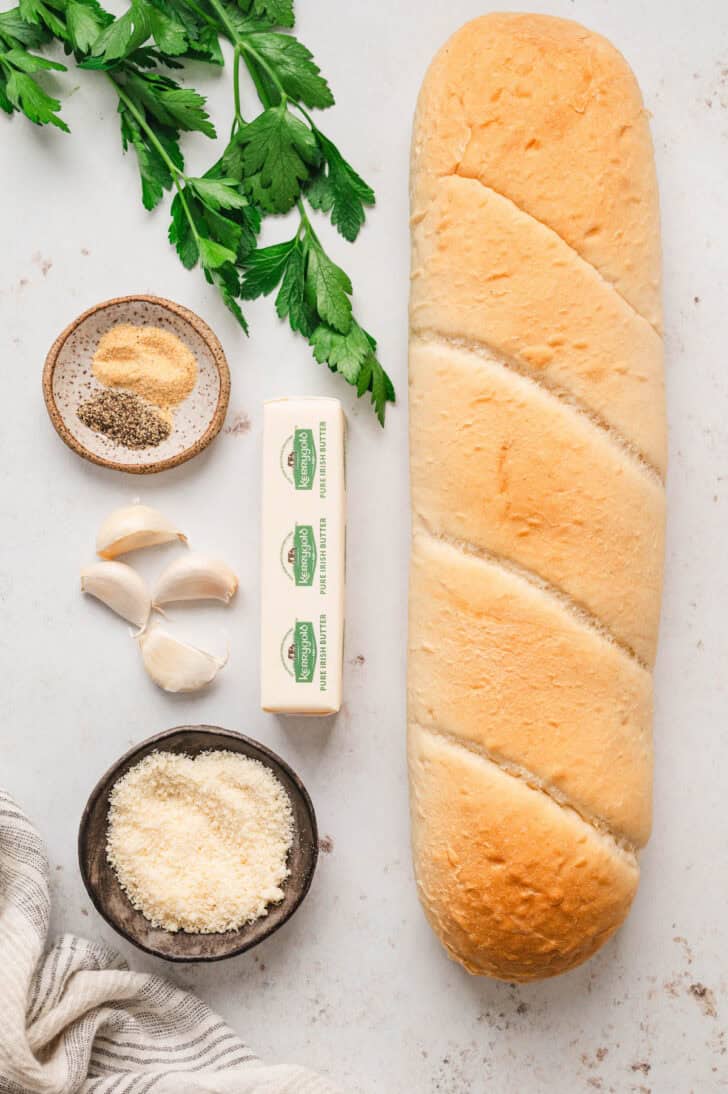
[[410, 339, 665, 667], [410, 178, 666, 475], [408, 14, 664, 980], [409, 531, 653, 848], [411, 12, 662, 330], [409, 726, 640, 982]]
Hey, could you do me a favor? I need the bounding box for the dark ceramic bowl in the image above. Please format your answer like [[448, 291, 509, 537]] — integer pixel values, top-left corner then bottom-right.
[[78, 726, 318, 962]]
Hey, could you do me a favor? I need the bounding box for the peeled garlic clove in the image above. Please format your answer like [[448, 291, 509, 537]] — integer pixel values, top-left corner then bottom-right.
[[81, 561, 151, 630], [137, 626, 227, 693], [96, 504, 186, 559], [153, 554, 239, 607]]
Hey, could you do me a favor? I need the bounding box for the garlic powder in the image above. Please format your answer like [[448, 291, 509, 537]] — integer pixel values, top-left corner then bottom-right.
[[92, 324, 197, 408], [106, 750, 294, 933]]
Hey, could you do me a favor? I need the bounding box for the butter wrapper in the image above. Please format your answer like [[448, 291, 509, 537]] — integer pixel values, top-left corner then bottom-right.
[[260, 397, 346, 715]]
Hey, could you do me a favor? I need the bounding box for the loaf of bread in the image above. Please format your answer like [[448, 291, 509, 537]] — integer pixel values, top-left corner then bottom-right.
[[408, 13, 665, 981]]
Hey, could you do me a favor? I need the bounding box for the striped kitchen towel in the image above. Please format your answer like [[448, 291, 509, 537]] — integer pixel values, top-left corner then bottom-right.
[[0, 790, 340, 1094]]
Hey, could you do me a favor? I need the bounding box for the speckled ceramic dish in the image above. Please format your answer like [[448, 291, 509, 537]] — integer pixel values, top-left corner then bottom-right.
[[78, 726, 319, 962], [43, 296, 230, 474]]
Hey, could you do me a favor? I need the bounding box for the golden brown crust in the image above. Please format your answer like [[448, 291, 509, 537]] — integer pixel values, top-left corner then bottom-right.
[[411, 12, 662, 330], [408, 14, 664, 981], [409, 532, 653, 847], [410, 340, 665, 667], [409, 727, 640, 982], [410, 178, 666, 474]]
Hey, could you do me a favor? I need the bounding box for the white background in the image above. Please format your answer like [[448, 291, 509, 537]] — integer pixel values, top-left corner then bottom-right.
[[2, 0, 727, 1090]]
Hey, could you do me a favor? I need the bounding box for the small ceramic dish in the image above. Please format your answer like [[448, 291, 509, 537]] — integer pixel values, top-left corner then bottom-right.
[[78, 726, 319, 962], [43, 295, 230, 474]]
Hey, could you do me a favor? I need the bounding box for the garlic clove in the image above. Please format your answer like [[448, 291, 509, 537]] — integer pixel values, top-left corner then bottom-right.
[[96, 504, 186, 559], [153, 554, 239, 607], [137, 625, 227, 693], [81, 561, 151, 630]]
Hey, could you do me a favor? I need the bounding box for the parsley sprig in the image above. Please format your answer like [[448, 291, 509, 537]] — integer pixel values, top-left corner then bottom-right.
[[3, 0, 395, 424], [0, 6, 68, 128]]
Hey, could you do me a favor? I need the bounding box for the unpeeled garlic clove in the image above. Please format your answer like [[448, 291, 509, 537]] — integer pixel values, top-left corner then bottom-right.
[[153, 554, 239, 608], [81, 561, 151, 630], [96, 504, 186, 559], [137, 625, 227, 692]]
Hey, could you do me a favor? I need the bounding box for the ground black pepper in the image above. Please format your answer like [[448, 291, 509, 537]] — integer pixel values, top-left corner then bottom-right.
[[77, 390, 172, 449]]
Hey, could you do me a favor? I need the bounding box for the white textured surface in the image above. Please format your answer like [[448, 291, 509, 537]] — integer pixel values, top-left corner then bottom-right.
[[1, 1, 727, 1091]]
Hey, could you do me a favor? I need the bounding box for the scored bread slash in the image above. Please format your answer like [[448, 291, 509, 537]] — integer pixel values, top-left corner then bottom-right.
[[260, 398, 346, 716]]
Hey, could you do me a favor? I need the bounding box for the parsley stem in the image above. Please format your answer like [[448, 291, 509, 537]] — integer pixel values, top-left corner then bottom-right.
[[238, 39, 287, 103], [172, 180, 200, 246], [291, 100, 317, 131], [296, 199, 316, 244], [109, 77, 182, 180], [297, 197, 328, 257], [108, 74, 201, 245], [199, 0, 235, 40], [231, 44, 243, 136], [239, 47, 270, 111], [202, 0, 288, 104], [294, 199, 308, 243]]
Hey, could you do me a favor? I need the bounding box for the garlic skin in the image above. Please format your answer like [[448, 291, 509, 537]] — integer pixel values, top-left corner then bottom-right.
[[153, 554, 239, 608], [81, 561, 151, 630], [96, 504, 186, 559], [137, 626, 227, 692]]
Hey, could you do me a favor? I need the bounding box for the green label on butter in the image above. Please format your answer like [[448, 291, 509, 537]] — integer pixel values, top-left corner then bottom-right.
[[280, 525, 317, 586], [280, 621, 317, 683], [280, 429, 317, 490]]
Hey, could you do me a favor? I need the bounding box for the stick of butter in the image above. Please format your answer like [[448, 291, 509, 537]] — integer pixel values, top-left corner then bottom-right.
[[260, 397, 346, 715]]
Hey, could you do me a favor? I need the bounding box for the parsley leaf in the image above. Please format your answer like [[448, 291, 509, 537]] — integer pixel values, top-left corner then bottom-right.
[[187, 176, 248, 210], [90, 0, 190, 62], [307, 128, 374, 242], [0, 5, 68, 129], [66, 0, 113, 53], [18, 0, 66, 40], [368, 358, 393, 426], [0, 7, 49, 48], [91, 2, 151, 62], [118, 98, 176, 208], [238, 227, 394, 421], [352, 352, 394, 425], [309, 317, 395, 424], [239, 237, 296, 298], [138, 0, 223, 63], [198, 236, 237, 269], [152, 85, 214, 134], [3, 65, 68, 129], [169, 163, 259, 291], [1, 46, 63, 73], [210, 262, 248, 331], [309, 320, 373, 383], [305, 242, 352, 333], [275, 240, 316, 336], [185, 25, 222, 64], [169, 190, 199, 267], [248, 0, 294, 28], [109, 61, 218, 216], [245, 31, 333, 109], [225, 104, 319, 214], [88, 0, 198, 62], [146, 5, 187, 56], [122, 69, 215, 136], [199, 201, 243, 253]]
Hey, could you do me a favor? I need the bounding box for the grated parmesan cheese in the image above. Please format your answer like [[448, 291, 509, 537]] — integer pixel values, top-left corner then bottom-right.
[[106, 750, 294, 934]]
